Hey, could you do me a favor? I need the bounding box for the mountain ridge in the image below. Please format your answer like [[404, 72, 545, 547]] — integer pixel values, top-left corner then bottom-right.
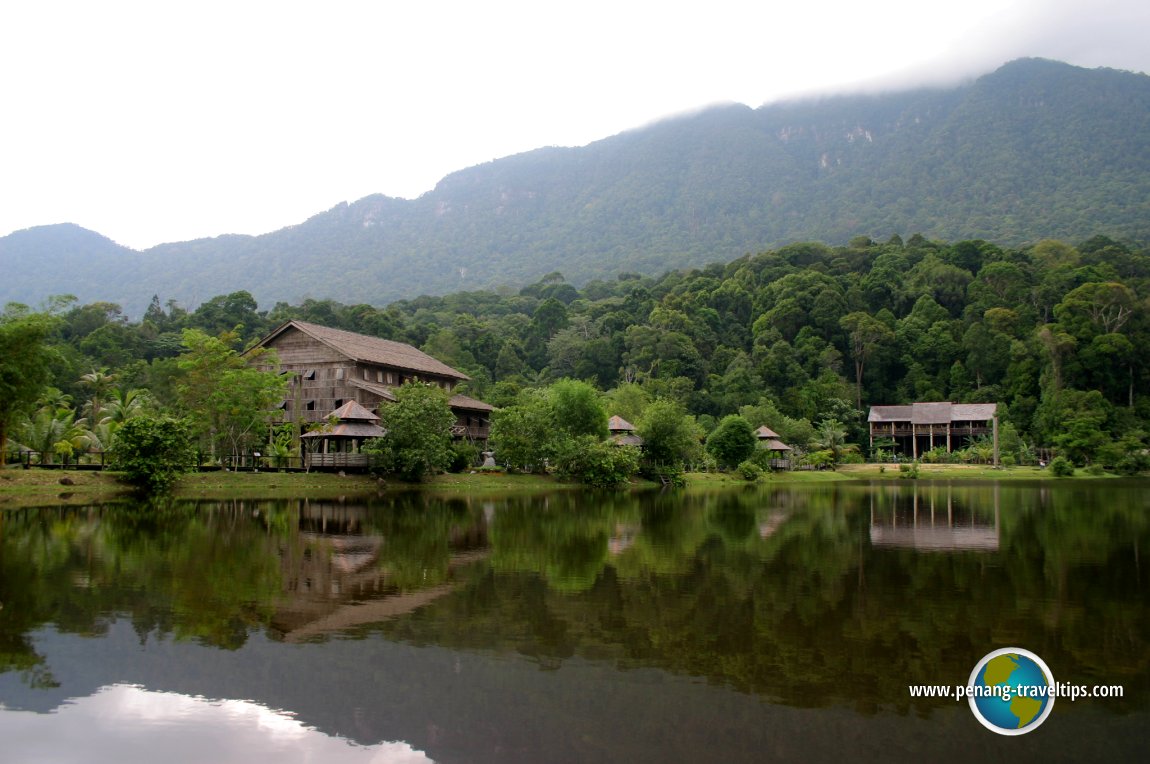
[[3, 58, 1148, 314]]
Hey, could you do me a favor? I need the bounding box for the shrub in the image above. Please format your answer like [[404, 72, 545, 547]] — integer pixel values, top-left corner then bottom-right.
[[898, 462, 919, 480], [705, 415, 756, 469], [999, 454, 1016, 467], [1086, 464, 1106, 476], [1049, 456, 1074, 477], [365, 382, 455, 481], [448, 442, 480, 473], [1115, 451, 1150, 476], [109, 414, 196, 493], [805, 450, 835, 470], [736, 460, 763, 481], [554, 436, 640, 487]]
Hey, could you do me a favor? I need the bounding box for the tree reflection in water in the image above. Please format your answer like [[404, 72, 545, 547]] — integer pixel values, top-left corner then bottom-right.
[[0, 481, 1147, 761]]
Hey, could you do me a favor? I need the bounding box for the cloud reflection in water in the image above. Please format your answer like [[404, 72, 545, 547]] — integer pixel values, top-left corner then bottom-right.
[[0, 684, 433, 764]]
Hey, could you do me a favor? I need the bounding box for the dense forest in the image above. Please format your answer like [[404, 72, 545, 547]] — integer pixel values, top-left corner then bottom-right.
[[3, 59, 1150, 314], [2, 233, 1147, 475]]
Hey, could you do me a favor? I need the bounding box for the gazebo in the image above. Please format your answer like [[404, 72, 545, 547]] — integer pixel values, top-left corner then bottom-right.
[[302, 401, 385, 470], [608, 415, 644, 447], [755, 425, 793, 469]]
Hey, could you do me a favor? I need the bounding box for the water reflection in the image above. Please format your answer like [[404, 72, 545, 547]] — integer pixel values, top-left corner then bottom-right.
[[1, 482, 1148, 762], [0, 683, 431, 763], [869, 482, 1000, 551]]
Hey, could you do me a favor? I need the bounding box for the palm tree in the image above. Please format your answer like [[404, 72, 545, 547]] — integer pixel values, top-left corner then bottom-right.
[[815, 418, 848, 464], [104, 387, 151, 424], [97, 387, 153, 453], [80, 369, 117, 431], [15, 405, 96, 464]]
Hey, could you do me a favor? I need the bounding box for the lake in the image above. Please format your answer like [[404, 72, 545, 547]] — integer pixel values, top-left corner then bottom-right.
[[1, 480, 1147, 762]]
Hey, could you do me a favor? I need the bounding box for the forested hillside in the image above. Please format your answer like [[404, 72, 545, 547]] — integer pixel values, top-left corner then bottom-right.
[[6, 234, 1148, 472], [2, 59, 1149, 314]]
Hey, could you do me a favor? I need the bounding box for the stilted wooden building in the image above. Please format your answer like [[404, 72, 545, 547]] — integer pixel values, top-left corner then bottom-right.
[[867, 402, 998, 461], [254, 320, 492, 442]]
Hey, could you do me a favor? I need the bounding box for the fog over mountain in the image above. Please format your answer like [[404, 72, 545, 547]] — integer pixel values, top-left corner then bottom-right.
[[2, 59, 1148, 315]]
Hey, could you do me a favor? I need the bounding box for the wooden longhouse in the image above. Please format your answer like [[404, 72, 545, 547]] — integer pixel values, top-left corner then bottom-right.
[[867, 402, 998, 460], [254, 320, 493, 442]]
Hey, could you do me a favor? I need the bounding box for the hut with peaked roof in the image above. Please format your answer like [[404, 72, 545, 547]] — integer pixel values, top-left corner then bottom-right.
[[755, 425, 793, 469], [253, 320, 492, 442], [301, 400, 385, 470], [608, 415, 643, 447], [868, 402, 998, 461]]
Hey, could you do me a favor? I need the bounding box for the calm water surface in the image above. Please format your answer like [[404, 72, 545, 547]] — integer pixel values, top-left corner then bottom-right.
[[1, 481, 1147, 763]]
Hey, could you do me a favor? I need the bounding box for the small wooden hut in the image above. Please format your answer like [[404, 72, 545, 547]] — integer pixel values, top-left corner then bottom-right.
[[608, 415, 644, 447], [755, 425, 793, 469], [302, 401, 385, 470]]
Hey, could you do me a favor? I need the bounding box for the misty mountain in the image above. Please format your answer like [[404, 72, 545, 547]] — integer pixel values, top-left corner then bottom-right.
[[3, 58, 1149, 315]]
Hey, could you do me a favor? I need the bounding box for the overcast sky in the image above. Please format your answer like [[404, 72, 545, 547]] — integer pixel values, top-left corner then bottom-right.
[[2, 0, 1148, 250]]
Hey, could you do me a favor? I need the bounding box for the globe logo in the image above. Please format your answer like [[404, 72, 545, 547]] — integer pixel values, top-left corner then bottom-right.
[[968, 648, 1056, 735]]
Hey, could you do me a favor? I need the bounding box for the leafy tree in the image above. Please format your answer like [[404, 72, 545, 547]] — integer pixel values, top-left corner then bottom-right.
[[705, 415, 756, 469], [840, 311, 894, 409], [550, 378, 608, 439], [365, 382, 456, 481], [0, 306, 58, 466], [109, 414, 196, 492], [637, 399, 703, 467], [175, 329, 288, 462], [553, 434, 640, 487], [602, 382, 651, 426], [489, 388, 558, 471]]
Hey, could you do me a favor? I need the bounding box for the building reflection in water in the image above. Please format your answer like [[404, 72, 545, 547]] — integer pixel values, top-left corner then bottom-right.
[[868, 483, 1000, 552], [270, 500, 490, 643]]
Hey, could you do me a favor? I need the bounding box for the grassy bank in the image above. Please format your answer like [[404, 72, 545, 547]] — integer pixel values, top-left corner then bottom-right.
[[0, 467, 133, 507], [2, 462, 1133, 508], [0, 467, 612, 507]]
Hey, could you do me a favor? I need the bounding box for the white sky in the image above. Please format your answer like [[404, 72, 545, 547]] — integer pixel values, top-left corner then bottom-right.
[[2, 0, 1148, 250]]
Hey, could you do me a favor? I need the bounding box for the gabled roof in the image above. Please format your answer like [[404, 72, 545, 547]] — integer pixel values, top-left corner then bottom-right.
[[912, 401, 953, 425], [257, 320, 469, 381], [608, 415, 637, 432], [868, 402, 998, 423], [449, 393, 494, 413], [952, 403, 998, 421], [350, 378, 398, 403]]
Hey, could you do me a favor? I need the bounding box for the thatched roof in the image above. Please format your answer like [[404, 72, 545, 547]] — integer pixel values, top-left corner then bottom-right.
[[868, 402, 997, 424], [329, 400, 379, 422], [302, 422, 385, 439], [608, 415, 636, 432], [449, 393, 495, 413], [755, 425, 780, 439], [302, 400, 385, 439], [763, 438, 792, 452], [258, 320, 470, 381]]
